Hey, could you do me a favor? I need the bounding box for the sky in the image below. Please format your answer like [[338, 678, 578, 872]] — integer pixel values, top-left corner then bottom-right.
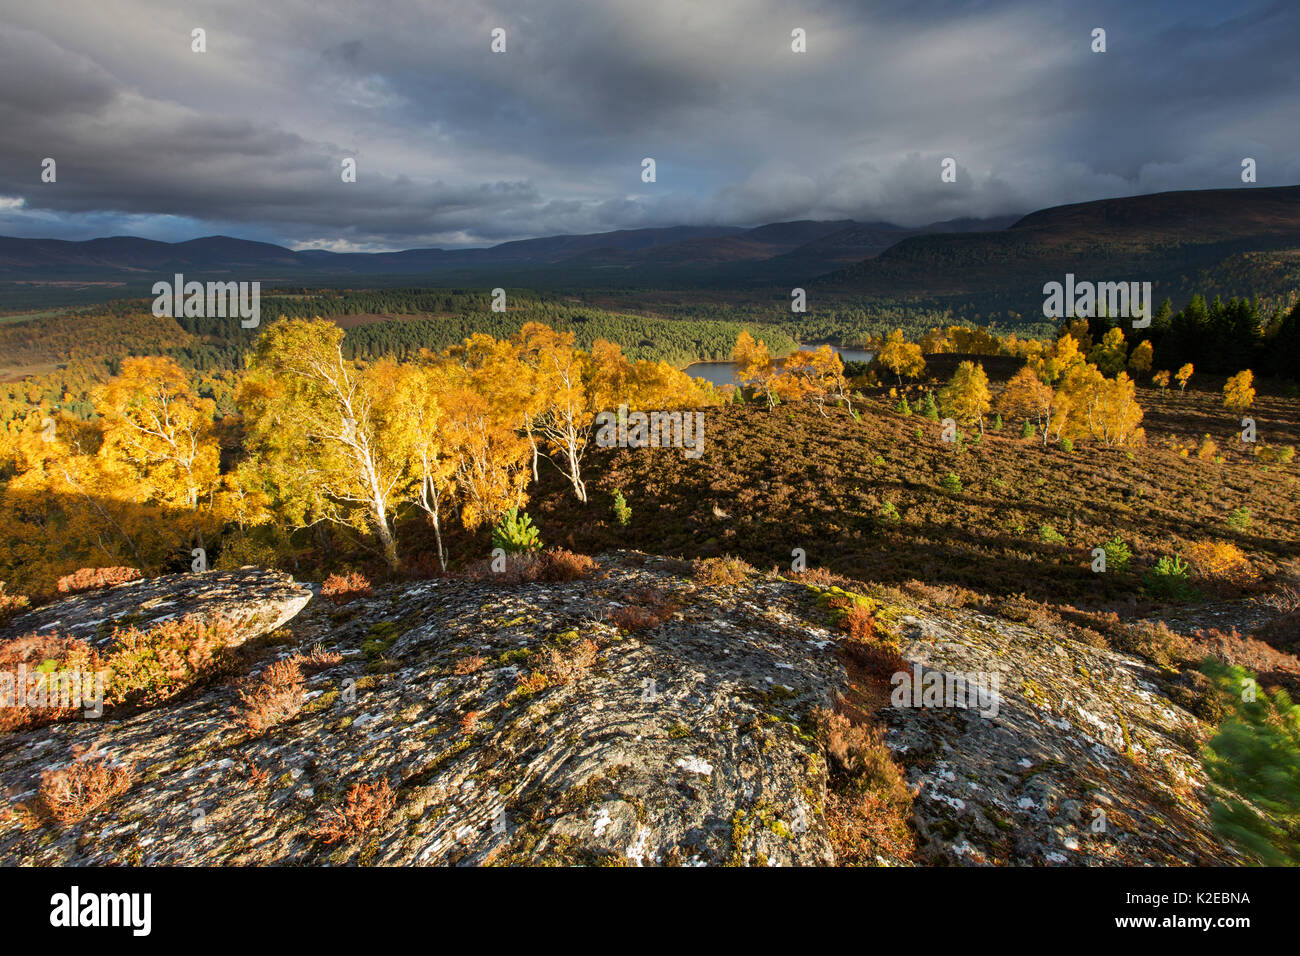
[[0, 0, 1296, 251]]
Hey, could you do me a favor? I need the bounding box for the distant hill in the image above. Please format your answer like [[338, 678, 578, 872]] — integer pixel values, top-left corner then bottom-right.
[[4, 186, 1299, 313], [0, 217, 1009, 285], [822, 185, 1300, 307]]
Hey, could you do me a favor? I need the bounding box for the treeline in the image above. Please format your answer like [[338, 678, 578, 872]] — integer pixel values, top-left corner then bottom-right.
[[4, 286, 1295, 435], [1080, 294, 1300, 380], [342, 312, 799, 366]]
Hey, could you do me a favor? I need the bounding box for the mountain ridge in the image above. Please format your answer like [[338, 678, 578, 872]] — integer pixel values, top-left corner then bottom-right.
[[0, 217, 1011, 280]]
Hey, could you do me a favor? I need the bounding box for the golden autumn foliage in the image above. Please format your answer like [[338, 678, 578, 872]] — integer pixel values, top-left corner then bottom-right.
[[939, 361, 992, 435], [781, 345, 852, 415], [875, 329, 926, 384], [732, 330, 781, 407], [0, 312, 1178, 594], [998, 366, 1056, 445], [1223, 370, 1256, 416], [1185, 541, 1256, 587], [0, 358, 232, 592], [1128, 340, 1154, 376], [239, 319, 408, 570], [1089, 327, 1128, 376]]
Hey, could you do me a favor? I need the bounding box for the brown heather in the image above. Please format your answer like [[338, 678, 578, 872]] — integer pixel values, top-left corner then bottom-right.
[[236, 658, 304, 735], [55, 567, 142, 596], [310, 779, 396, 845], [37, 755, 134, 825], [321, 571, 374, 604]]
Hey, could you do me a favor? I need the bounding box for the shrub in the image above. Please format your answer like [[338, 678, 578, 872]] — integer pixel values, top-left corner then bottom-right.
[[611, 489, 632, 527], [453, 653, 485, 675], [839, 603, 876, 642], [0, 633, 103, 731], [1197, 434, 1218, 461], [1100, 536, 1132, 572], [539, 638, 599, 686], [37, 756, 134, 824], [1186, 541, 1256, 587], [513, 670, 550, 698], [103, 615, 238, 708], [691, 555, 753, 587], [0, 583, 30, 627], [1226, 507, 1253, 533], [920, 392, 939, 420], [1060, 437, 1074, 452], [1145, 554, 1197, 600], [492, 507, 541, 554], [1200, 660, 1300, 866], [940, 472, 963, 495], [55, 567, 142, 596], [464, 547, 597, 584], [894, 396, 912, 415], [608, 586, 680, 632], [816, 588, 906, 676], [1020, 419, 1036, 440], [459, 709, 482, 734], [879, 501, 900, 523], [310, 779, 396, 845], [236, 658, 304, 735], [539, 548, 598, 581], [321, 571, 373, 604], [294, 643, 343, 674], [1039, 523, 1065, 544], [609, 605, 665, 631]]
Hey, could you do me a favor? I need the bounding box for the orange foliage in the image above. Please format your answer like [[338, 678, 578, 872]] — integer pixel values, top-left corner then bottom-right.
[[56, 566, 141, 595], [321, 572, 373, 603], [236, 658, 304, 735], [1186, 541, 1256, 587], [310, 779, 396, 845], [37, 755, 134, 824]]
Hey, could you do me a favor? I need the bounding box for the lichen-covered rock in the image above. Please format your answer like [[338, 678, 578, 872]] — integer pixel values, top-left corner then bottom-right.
[[1, 568, 312, 647], [0, 554, 1238, 866], [884, 607, 1237, 865]]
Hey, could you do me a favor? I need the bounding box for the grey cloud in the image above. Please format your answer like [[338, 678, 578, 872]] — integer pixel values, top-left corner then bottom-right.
[[0, 0, 1296, 248]]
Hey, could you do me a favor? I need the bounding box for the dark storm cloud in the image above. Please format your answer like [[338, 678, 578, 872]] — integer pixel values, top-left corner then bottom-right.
[[0, 0, 1296, 249]]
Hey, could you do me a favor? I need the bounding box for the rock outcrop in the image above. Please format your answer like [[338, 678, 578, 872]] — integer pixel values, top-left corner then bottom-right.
[[0, 554, 1237, 866], [1, 568, 312, 648], [886, 608, 1235, 865]]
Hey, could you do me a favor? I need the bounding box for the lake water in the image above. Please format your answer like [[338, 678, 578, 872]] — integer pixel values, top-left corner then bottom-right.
[[685, 346, 874, 388]]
